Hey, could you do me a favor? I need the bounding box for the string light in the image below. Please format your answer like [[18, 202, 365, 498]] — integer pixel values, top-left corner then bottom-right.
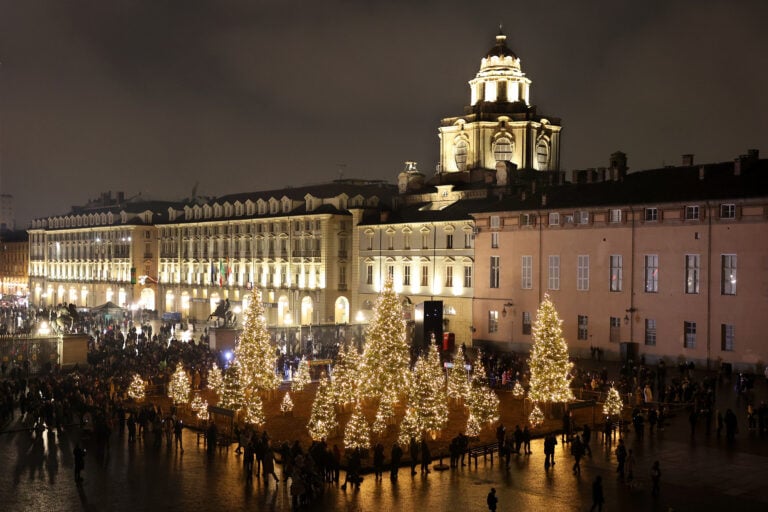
[[527, 294, 575, 404], [168, 365, 191, 405], [291, 358, 311, 392], [343, 401, 371, 451], [127, 374, 146, 401], [307, 377, 337, 440]]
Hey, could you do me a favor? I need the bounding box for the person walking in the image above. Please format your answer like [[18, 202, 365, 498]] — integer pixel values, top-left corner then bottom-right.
[[571, 435, 584, 475], [544, 433, 557, 469], [373, 443, 385, 480], [496, 423, 506, 457], [582, 424, 592, 456], [590, 475, 605, 512], [73, 443, 86, 483], [420, 438, 431, 475], [487, 487, 498, 512], [651, 460, 661, 496], [522, 426, 532, 454], [615, 438, 627, 480], [262, 444, 279, 486], [390, 441, 403, 481], [173, 417, 184, 453], [409, 437, 419, 476]]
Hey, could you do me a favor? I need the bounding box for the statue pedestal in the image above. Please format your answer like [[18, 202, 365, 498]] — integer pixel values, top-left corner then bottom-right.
[[61, 334, 89, 368], [209, 328, 240, 353]]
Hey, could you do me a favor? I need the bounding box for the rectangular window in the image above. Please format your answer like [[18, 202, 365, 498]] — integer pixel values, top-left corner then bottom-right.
[[403, 266, 411, 286], [387, 264, 394, 281], [387, 234, 394, 250], [721, 254, 737, 295], [422, 233, 429, 250], [445, 266, 453, 287], [522, 312, 532, 335], [644, 254, 659, 293], [521, 255, 533, 289], [490, 256, 500, 289], [684, 321, 697, 348], [610, 255, 623, 292], [645, 208, 658, 222], [521, 214, 535, 226], [548, 255, 560, 290], [366, 264, 373, 285], [577, 315, 588, 340], [491, 232, 499, 249], [446, 233, 453, 249], [577, 211, 590, 224], [464, 232, 472, 249], [488, 310, 499, 333], [404, 233, 411, 250], [421, 265, 429, 287], [685, 254, 700, 294], [577, 255, 590, 291], [610, 208, 622, 223], [609, 316, 621, 343], [549, 212, 560, 226], [720, 204, 736, 219], [721, 324, 735, 352], [685, 205, 700, 220], [339, 266, 347, 287], [464, 266, 472, 288], [490, 215, 501, 229], [645, 319, 657, 346], [366, 234, 374, 251]]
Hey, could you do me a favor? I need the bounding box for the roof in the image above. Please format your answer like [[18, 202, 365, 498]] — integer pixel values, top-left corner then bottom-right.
[[485, 31, 517, 60]]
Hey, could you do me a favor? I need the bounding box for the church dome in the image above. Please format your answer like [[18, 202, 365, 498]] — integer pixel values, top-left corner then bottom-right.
[[485, 31, 518, 60]]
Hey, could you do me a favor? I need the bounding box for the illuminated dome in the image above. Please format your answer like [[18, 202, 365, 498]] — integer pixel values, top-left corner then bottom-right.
[[469, 30, 530, 106]]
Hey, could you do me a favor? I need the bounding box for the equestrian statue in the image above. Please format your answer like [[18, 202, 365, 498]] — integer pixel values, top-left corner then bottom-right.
[[208, 299, 236, 328]]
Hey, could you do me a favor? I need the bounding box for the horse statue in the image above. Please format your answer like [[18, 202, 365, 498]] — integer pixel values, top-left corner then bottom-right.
[[208, 299, 236, 328], [51, 303, 74, 334]]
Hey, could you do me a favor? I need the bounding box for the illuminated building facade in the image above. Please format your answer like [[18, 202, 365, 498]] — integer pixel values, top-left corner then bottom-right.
[[0, 230, 29, 299], [471, 151, 768, 369]]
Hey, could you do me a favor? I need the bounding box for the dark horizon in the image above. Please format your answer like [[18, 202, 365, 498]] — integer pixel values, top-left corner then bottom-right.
[[1, 0, 766, 226]]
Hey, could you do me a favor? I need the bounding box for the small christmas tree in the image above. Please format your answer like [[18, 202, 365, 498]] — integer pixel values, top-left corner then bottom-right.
[[527, 294, 575, 404], [168, 365, 191, 405], [359, 277, 410, 401], [397, 404, 421, 446], [447, 346, 469, 403], [409, 344, 449, 435], [207, 362, 224, 395], [292, 358, 311, 392], [127, 374, 146, 401], [529, 404, 544, 427], [307, 378, 337, 441], [331, 343, 360, 407], [465, 412, 481, 438], [344, 401, 371, 451], [235, 290, 280, 394], [281, 392, 295, 414], [603, 385, 623, 417], [196, 399, 210, 421], [244, 393, 265, 427], [512, 381, 525, 398], [467, 384, 500, 427], [220, 362, 244, 410], [372, 396, 395, 435], [190, 393, 206, 413]]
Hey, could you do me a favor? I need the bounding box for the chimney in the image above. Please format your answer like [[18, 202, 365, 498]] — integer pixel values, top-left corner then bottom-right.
[[698, 166, 706, 180], [734, 158, 741, 176], [682, 154, 694, 166], [541, 193, 547, 207]]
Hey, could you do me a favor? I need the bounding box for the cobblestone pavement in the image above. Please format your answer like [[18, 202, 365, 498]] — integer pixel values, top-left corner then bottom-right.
[[2, 373, 768, 512]]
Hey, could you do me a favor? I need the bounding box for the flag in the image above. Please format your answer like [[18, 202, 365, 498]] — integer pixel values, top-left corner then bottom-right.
[[210, 261, 215, 285], [219, 259, 225, 286]]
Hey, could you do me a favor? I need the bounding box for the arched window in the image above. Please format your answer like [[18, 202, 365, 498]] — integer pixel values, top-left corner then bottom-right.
[[493, 137, 513, 162], [454, 139, 468, 171], [536, 140, 550, 167]]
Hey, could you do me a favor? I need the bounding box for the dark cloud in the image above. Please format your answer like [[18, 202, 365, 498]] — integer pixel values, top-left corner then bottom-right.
[[1, 0, 766, 226]]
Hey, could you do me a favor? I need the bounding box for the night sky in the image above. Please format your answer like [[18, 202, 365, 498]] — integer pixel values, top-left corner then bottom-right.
[[1, 1, 766, 227]]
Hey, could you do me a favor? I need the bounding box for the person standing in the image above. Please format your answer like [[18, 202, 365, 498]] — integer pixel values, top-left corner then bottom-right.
[[582, 424, 592, 456], [571, 435, 584, 475], [390, 441, 403, 481], [409, 437, 419, 476], [496, 423, 506, 457], [420, 438, 431, 475], [615, 438, 627, 480], [373, 443, 385, 480], [651, 460, 661, 496], [522, 426, 532, 454], [544, 433, 557, 469], [174, 418, 184, 453], [590, 475, 605, 512], [73, 443, 86, 483], [487, 487, 498, 512]]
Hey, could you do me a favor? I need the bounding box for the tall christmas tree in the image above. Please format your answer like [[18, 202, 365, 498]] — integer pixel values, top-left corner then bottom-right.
[[292, 357, 311, 392], [331, 343, 360, 407], [207, 362, 224, 396], [447, 346, 469, 402], [307, 378, 337, 441], [168, 365, 191, 405], [527, 294, 575, 404], [409, 344, 449, 435], [359, 277, 410, 401], [344, 401, 372, 451], [235, 290, 280, 393]]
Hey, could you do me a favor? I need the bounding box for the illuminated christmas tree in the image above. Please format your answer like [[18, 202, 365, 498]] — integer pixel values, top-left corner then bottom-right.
[[372, 398, 394, 435], [196, 400, 210, 421], [344, 401, 371, 451], [244, 392, 265, 427], [190, 393, 206, 413], [307, 378, 337, 441], [234, 290, 280, 393], [207, 362, 224, 395], [220, 362, 244, 410], [447, 346, 469, 403], [465, 352, 499, 427], [528, 404, 544, 427], [168, 365, 191, 405], [292, 357, 311, 392], [127, 374, 146, 401], [465, 412, 481, 438], [331, 343, 360, 407], [281, 392, 294, 414], [397, 404, 421, 446], [409, 344, 449, 435], [512, 381, 525, 398], [359, 277, 410, 401], [527, 294, 575, 404], [603, 385, 623, 417]]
